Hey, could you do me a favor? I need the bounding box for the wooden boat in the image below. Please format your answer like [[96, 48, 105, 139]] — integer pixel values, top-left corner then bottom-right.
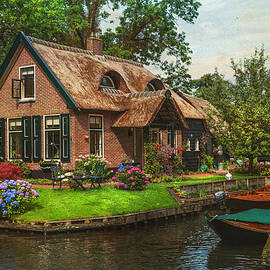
[[227, 185, 270, 211], [206, 208, 270, 244]]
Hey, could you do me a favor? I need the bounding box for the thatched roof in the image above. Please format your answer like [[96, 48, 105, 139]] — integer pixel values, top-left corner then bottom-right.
[[30, 37, 159, 111], [0, 33, 208, 127], [112, 90, 188, 129]]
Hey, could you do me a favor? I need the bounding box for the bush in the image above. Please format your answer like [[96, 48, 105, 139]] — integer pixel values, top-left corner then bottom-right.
[[0, 162, 23, 180], [144, 143, 184, 177], [0, 180, 39, 219], [74, 155, 112, 180], [161, 175, 174, 182], [11, 160, 31, 177], [113, 166, 150, 191]]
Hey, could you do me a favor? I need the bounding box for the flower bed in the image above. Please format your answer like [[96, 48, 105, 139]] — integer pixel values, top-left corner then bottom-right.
[[0, 180, 39, 219], [113, 167, 150, 191]]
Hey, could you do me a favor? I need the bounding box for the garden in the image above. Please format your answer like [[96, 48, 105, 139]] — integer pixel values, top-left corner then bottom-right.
[[0, 139, 269, 222]]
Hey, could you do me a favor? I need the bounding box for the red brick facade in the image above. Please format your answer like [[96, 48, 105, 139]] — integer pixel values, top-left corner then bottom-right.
[[0, 40, 185, 173]]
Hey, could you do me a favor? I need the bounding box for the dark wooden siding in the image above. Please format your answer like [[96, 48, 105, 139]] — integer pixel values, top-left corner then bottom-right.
[[182, 119, 212, 171]]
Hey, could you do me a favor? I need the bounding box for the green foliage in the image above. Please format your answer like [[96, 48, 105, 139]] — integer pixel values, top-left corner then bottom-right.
[[144, 143, 183, 177], [261, 167, 270, 176], [39, 160, 58, 167], [74, 154, 111, 179], [195, 48, 270, 172], [10, 160, 31, 177], [0, 0, 201, 93], [161, 175, 174, 183]]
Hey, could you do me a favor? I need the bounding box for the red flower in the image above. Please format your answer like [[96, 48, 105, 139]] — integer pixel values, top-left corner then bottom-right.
[[157, 144, 159, 147], [155, 147, 158, 150], [179, 147, 184, 151]]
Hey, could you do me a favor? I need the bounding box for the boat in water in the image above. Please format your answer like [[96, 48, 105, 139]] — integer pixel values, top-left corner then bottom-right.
[[226, 185, 270, 211], [206, 208, 270, 244]]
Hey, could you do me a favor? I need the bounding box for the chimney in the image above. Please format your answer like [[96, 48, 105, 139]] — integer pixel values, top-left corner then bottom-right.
[[86, 33, 103, 55]]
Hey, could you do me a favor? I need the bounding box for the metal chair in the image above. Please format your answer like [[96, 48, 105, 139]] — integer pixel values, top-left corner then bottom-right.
[[89, 164, 105, 189], [51, 166, 65, 191]]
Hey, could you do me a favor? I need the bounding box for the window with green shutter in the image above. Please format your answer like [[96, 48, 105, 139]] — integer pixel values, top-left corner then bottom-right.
[[22, 116, 31, 162], [60, 114, 70, 162], [0, 119, 5, 159], [32, 116, 41, 161]]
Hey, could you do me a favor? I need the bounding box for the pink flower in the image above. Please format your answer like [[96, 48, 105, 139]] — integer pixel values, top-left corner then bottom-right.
[[131, 182, 135, 186], [112, 176, 117, 180]]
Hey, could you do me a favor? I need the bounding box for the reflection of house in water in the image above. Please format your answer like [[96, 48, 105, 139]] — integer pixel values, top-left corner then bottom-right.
[[0, 32, 214, 172]]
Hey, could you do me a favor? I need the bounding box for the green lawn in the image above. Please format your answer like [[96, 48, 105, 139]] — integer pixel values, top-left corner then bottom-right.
[[15, 183, 178, 222], [17, 172, 260, 222]]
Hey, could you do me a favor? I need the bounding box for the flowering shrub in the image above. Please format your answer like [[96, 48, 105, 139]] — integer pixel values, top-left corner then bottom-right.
[[113, 167, 150, 191], [0, 162, 23, 180], [144, 143, 184, 177], [0, 180, 39, 219], [74, 154, 112, 180]]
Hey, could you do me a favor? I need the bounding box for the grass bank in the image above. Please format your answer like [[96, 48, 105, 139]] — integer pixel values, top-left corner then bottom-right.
[[16, 173, 260, 222], [15, 183, 178, 222]]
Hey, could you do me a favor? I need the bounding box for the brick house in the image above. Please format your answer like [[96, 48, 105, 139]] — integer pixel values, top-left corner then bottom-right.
[[0, 32, 212, 173]]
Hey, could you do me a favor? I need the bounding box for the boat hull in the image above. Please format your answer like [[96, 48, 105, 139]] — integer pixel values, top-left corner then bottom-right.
[[206, 215, 269, 244], [227, 197, 270, 211]]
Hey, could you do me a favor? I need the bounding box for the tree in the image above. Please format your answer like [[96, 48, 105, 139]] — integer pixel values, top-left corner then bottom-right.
[[0, 0, 201, 93], [197, 48, 270, 172]]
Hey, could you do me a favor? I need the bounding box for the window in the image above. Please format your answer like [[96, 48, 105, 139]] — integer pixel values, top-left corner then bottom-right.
[[146, 82, 156, 92], [19, 66, 35, 99], [186, 139, 191, 151], [45, 116, 60, 159], [100, 75, 115, 88], [9, 119, 23, 159], [168, 130, 177, 147], [89, 115, 103, 157], [195, 138, 200, 151], [151, 128, 162, 144]]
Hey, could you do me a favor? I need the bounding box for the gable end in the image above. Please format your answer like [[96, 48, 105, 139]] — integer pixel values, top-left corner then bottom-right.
[[0, 32, 79, 110]]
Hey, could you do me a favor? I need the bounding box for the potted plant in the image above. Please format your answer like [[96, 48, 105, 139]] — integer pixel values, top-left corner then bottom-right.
[[39, 160, 58, 171]]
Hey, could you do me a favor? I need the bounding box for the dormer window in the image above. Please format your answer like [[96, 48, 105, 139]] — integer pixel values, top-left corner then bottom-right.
[[146, 82, 156, 92], [20, 66, 35, 99], [100, 75, 115, 88]]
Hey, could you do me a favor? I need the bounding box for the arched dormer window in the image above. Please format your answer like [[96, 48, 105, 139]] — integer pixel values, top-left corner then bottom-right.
[[100, 75, 115, 88], [145, 79, 164, 92], [146, 82, 156, 92]]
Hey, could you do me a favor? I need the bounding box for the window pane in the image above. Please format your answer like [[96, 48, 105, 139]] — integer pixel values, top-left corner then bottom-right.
[[89, 116, 102, 129], [9, 119, 22, 131], [45, 130, 60, 159], [90, 130, 102, 157], [100, 76, 114, 88], [9, 132, 22, 159], [46, 116, 60, 129], [20, 67, 34, 98]]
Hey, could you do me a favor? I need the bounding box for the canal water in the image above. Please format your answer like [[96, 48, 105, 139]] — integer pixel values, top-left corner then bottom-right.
[[0, 215, 266, 270]]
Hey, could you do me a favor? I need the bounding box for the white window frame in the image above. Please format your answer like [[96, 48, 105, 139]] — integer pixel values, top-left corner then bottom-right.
[[195, 138, 200, 151], [19, 65, 36, 101], [186, 138, 191, 151], [168, 130, 177, 147], [100, 75, 115, 88], [89, 114, 104, 157], [7, 118, 23, 160], [43, 114, 61, 161], [146, 82, 156, 92]]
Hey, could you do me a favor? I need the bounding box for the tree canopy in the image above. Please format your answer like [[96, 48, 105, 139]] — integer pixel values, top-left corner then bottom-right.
[[194, 48, 270, 168], [0, 0, 201, 93]]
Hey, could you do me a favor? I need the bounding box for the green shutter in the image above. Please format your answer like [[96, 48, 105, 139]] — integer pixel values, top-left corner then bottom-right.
[[32, 116, 41, 161], [22, 116, 31, 162], [0, 118, 5, 159], [60, 114, 70, 162]]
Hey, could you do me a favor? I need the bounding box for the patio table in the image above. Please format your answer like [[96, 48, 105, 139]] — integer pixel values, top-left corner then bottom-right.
[[72, 176, 89, 191]]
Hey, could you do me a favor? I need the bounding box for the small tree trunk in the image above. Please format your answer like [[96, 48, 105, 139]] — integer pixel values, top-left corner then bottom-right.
[[248, 155, 253, 175]]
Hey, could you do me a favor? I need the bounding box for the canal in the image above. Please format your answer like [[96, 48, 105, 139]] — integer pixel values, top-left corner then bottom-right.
[[0, 215, 266, 270]]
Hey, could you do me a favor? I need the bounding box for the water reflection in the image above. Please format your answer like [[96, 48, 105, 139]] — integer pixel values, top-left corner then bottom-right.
[[0, 216, 265, 270]]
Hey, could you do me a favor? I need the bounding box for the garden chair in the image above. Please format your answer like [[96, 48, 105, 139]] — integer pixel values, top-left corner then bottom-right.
[[89, 164, 105, 189], [72, 170, 88, 191], [50, 166, 65, 191]]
